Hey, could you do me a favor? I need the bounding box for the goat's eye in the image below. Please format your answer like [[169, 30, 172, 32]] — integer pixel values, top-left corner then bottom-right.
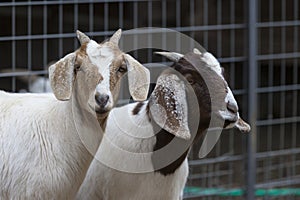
[[74, 64, 81, 71], [117, 65, 127, 73], [186, 75, 195, 85]]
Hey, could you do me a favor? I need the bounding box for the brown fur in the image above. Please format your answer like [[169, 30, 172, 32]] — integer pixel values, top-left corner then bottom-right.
[[152, 52, 233, 175]]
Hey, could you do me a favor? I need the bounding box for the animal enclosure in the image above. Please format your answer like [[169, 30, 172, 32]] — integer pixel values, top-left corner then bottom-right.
[[0, 0, 299, 199]]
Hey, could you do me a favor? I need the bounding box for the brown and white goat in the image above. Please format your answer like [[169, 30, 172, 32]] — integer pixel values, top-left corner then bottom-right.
[[0, 30, 149, 200], [75, 49, 250, 200]]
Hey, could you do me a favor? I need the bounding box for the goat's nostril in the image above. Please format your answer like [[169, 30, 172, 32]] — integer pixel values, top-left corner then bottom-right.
[[227, 101, 238, 114], [95, 94, 109, 107]]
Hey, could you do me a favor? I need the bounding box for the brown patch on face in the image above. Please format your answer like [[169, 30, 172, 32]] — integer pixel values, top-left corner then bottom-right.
[[180, 53, 228, 112], [109, 55, 125, 90], [168, 53, 230, 140], [108, 54, 127, 104]]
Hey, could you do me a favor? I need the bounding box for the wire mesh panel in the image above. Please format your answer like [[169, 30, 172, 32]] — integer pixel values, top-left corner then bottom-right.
[[255, 1, 300, 200], [0, 0, 299, 200]]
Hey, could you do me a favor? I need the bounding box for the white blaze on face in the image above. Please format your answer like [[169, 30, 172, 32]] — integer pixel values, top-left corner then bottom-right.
[[86, 40, 115, 108], [201, 52, 223, 77], [202, 52, 239, 120]]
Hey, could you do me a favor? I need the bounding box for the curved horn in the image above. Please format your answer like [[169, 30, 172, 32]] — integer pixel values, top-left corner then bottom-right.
[[155, 52, 184, 62], [76, 30, 90, 45], [193, 48, 202, 55], [109, 29, 122, 45]]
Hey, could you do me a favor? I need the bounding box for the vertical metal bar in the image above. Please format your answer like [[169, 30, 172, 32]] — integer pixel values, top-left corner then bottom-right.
[[119, 2, 123, 28], [133, 2, 138, 28], [247, 0, 257, 199], [27, 2, 32, 91], [229, 0, 235, 188], [74, 1, 78, 49], [104, 2, 108, 32], [147, 1, 152, 62], [292, 0, 298, 177], [133, 1, 138, 58], [43, 1, 47, 68], [229, 0, 235, 87], [279, 0, 286, 180], [189, 0, 194, 49], [216, 0, 222, 190], [11, 0, 16, 91], [161, 0, 167, 52], [217, 0, 222, 57], [28, 3, 32, 71], [89, 1, 94, 33], [266, 0, 274, 186], [175, 0, 180, 53], [203, 0, 208, 48], [59, 0, 63, 57]]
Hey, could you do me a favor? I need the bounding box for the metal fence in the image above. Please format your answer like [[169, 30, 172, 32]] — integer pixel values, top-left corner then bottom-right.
[[0, 0, 299, 199]]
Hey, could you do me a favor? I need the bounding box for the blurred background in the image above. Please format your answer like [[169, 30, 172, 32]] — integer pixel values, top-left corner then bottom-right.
[[0, 0, 299, 199]]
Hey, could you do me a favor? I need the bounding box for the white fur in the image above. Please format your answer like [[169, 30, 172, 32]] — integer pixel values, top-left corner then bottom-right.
[[76, 102, 189, 200], [76, 51, 250, 200], [0, 91, 100, 199], [29, 77, 52, 93], [0, 39, 109, 199], [87, 41, 114, 110]]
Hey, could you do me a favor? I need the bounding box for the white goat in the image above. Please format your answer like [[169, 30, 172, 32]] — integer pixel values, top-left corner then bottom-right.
[[76, 49, 251, 200], [0, 30, 149, 199]]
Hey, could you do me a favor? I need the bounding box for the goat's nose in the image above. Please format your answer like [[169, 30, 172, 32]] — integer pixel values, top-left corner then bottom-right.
[[95, 94, 109, 108], [227, 101, 238, 114]]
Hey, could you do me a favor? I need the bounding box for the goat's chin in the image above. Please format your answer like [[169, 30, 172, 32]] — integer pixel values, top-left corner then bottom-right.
[[95, 108, 110, 119]]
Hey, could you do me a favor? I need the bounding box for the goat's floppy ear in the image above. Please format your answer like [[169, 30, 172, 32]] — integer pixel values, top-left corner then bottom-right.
[[149, 71, 190, 140], [155, 51, 184, 62], [124, 54, 150, 101], [109, 29, 122, 45], [49, 53, 76, 101], [76, 30, 90, 45]]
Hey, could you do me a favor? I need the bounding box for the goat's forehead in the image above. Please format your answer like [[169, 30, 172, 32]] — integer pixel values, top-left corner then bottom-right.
[[86, 40, 116, 58], [200, 52, 223, 79]]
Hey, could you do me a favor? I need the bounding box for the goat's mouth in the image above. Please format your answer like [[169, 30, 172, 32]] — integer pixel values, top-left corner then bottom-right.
[[95, 107, 109, 115], [222, 114, 251, 133], [88, 104, 110, 117], [94, 105, 112, 116], [219, 110, 238, 125], [223, 119, 237, 129]]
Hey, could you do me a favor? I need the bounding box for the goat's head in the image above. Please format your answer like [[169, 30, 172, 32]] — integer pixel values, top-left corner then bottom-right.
[[156, 49, 250, 134], [49, 30, 150, 119]]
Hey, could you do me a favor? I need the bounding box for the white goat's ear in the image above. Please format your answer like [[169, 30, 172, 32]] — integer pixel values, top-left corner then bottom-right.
[[76, 30, 90, 45], [124, 54, 150, 101], [49, 53, 76, 101], [149, 72, 190, 140], [155, 52, 184, 62], [109, 29, 122, 45]]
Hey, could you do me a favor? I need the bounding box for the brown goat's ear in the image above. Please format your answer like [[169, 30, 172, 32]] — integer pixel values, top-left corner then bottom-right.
[[155, 52, 184, 62], [49, 53, 76, 101], [149, 72, 190, 140], [124, 54, 150, 101], [109, 29, 122, 45]]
